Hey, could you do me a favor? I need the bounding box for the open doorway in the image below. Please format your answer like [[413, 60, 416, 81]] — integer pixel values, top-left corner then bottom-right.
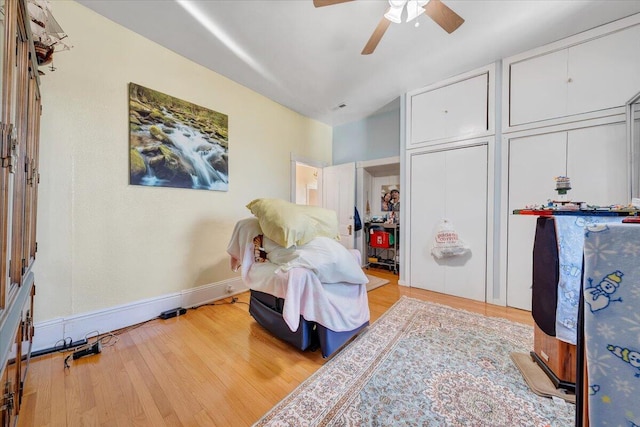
[[291, 157, 357, 250], [294, 162, 321, 206], [356, 156, 401, 268]]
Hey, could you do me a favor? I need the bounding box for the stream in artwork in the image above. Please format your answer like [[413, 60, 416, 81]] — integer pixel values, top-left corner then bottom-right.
[[129, 83, 229, 191], [137, 112, 228, 190]]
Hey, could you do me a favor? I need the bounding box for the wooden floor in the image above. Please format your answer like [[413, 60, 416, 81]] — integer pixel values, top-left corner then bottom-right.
[[18, 268, 532, 426]]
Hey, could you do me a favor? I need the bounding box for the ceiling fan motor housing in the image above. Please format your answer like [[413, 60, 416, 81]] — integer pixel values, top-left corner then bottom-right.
[[386, 0, 429, 24]]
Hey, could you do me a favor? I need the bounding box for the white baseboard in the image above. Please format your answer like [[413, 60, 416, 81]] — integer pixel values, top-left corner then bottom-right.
[[31, 277, 247, 353]]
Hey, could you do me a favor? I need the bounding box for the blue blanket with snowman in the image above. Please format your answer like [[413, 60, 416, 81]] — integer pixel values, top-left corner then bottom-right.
[[582, 223, 640, 426]]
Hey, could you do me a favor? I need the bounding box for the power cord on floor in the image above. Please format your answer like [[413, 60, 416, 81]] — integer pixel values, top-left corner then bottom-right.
[[63, 317, 161, 370], [61, 295, 250, 369], [191, 296, 247, 309]]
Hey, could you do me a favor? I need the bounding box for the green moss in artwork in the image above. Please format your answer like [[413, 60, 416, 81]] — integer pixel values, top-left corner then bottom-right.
[[149, 126, 172, 144], [149, 109, 166, 121], [129, 83, 228, 144], [130, 148, 146, 178]]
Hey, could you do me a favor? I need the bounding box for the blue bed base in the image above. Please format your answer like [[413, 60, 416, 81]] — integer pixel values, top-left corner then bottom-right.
[[249, 290, 368, 358]]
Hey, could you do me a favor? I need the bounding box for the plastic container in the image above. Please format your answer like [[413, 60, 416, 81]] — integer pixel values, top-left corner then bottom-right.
[[370, 230, 393, 248]]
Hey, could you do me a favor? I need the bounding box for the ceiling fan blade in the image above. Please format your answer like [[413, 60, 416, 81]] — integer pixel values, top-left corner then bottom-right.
[[423, 0, 464, 34], [361, 16, 391, 55], [313, 0, 354, 7]]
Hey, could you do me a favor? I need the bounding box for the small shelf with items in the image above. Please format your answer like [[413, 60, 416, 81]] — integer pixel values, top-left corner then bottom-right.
[[364, 222, 399, 274]]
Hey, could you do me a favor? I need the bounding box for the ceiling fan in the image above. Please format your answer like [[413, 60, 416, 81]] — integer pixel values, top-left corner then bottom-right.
[[313, 0, 464, 55]]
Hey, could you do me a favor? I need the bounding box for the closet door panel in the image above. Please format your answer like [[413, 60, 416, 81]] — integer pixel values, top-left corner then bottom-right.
[[410, 145, 487, 301], [510, 49, 568, 126], [442, 144, 487, 301], [410, 73, 488, 146], [568, 25, 640, 116], [567, 123, 628, 205], [410, 151, 446, 292], [507, 133, 567, 310], [410, 87, 448, 145], [445, 74, 488, 137]]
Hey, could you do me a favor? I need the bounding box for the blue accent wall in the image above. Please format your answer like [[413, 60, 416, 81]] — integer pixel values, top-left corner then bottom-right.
[[333, 99, 400, 164]]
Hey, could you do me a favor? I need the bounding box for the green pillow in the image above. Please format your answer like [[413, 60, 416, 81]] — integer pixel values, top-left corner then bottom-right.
[[246, 198, 340, 248]]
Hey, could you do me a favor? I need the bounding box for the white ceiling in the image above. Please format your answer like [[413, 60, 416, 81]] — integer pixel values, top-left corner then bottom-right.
[[75, 0, 640, 127]]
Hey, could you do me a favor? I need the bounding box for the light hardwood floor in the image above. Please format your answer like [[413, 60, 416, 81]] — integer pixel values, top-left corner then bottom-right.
[[18, 268, 532, 426]]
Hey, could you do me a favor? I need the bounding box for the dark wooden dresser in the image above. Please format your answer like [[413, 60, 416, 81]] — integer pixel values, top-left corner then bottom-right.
[[0, 0, 42, 424]]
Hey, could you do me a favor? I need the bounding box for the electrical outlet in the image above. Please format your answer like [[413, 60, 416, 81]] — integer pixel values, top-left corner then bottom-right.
[[226, 285, 234, 294]]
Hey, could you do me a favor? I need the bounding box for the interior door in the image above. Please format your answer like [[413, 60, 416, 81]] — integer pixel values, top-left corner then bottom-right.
[[323, 162, 355, 249]]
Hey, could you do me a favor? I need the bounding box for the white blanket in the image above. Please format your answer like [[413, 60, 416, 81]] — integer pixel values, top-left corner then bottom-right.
[[227, 217, 370, 332]]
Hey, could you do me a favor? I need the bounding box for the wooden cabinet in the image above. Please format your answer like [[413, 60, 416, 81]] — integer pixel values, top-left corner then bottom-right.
[[0, 281, 33, 427], [505, 123, 628, 310], [408, 66, 492, 147], [534, 324, 576, 385], [507, 20, 640, 128], [0, 0, 42, 424]]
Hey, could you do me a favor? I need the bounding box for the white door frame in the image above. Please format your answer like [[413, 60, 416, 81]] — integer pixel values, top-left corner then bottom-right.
[[355, 156, 401, 265]]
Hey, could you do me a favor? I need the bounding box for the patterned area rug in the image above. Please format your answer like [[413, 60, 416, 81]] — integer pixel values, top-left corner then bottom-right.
[[254, 296, 575, 426]]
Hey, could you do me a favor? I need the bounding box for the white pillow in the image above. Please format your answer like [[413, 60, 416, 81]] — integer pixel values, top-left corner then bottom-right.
[[271, 237, 367, 285]]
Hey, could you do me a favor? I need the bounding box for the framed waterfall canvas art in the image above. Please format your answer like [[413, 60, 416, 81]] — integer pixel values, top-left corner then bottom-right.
[[128, 83, 229, 191]]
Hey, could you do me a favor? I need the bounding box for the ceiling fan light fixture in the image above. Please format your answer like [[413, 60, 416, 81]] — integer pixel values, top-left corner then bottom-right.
[[405, 0, 426, 22], [383, 4, 404, 24]]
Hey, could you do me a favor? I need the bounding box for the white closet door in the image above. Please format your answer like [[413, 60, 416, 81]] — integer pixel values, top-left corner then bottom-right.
[[411, 86, 448, 144], [506, 123, 629, 310], [410, 151, 447, 291], [506, 133, 566, 310], [410, 73, 488, 146], [443, 145, 488, 301], [510, 49, 568, 126], [567, 123, 628, 204], [410, 145, 488, 301], [445, 74, 488, 137], [568, 25, 640, 116]]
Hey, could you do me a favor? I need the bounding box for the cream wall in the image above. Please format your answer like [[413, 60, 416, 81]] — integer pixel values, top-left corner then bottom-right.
[[33, 1, 332, 322]]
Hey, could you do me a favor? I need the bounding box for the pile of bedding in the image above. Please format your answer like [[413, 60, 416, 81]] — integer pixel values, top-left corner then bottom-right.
[[226, 199, 370, 333]]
